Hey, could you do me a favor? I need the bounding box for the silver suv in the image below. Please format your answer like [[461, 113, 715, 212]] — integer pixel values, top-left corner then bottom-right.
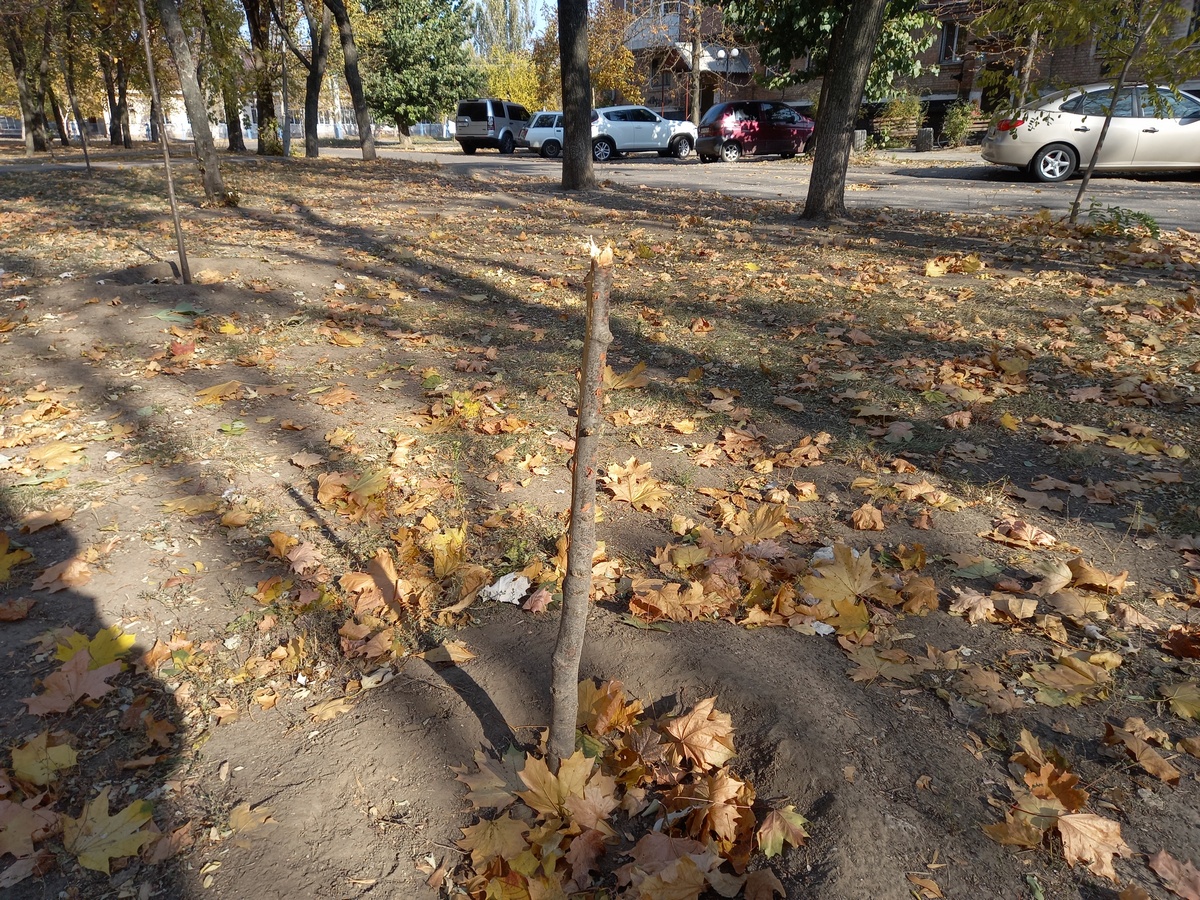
[[455, 99, 531, 155]]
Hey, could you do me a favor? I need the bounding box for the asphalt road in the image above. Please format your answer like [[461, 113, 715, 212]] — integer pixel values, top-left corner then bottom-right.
[[379, 144, 1200, 233], [4, 140, 1196, 232]]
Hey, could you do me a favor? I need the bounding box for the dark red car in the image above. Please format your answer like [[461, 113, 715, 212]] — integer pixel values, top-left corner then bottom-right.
[[697, 101, 815, 162]]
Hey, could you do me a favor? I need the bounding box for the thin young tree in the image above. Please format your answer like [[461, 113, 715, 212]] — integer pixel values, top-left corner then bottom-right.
[[156, 0, 232, 204], [272, 0, 332, 157], [548, 243, 613, 765]]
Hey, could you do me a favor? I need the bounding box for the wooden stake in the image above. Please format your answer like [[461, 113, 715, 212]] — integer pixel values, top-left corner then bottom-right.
[[547, 242, 613, 767], [136, 0, 191, 284]]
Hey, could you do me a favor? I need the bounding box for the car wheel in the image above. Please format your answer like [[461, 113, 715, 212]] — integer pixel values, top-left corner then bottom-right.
[[672, 135, 693, 159], [720, 141, 741, 163], [1030, 143, 1077, 182], [592, 137, 615, 162], [499, 133, 516, 154], [459, 142, 477, 155], [541, 140, 561, 159], [699, 154, 717, 163]]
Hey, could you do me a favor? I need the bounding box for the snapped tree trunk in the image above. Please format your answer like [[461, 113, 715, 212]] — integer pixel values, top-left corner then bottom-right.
[[100, 51, 121, 145], [557, 0, 595, 190], [157, 0, 232, 204], [548, 243, 613, 766], [324, 0, 376, 160], [802, 0, 888, 220]]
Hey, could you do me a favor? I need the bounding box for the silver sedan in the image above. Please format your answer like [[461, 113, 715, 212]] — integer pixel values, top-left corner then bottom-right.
[[981, 84, 1200, 182]]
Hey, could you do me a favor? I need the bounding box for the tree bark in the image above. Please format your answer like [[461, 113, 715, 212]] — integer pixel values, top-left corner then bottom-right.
[[116, 58, 133, 148], [1069, 2, 1165, 224], [324, 0, 375, 160], [302, 9, 331, 158], [689, 2, 701, 126], [100, 51, 121, 145], [1017, 28, 1039, 106], [802, 0, 888, 220], [61, 47, 92, 174], [241, 0, 280, 154], [223, 79, 247, 151], [273, 0, 331, 158], [557, 0, 595, 189], [48, 85, 70, 146], [150, 95, 161, 142], [548, 244, 613, 766], [1, 17, 47, 154], [34, 14, 54, 149], [157, 0, 232, 204]]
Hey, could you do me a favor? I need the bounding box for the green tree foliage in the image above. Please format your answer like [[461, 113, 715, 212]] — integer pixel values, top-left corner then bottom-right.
[[361, 0, 484, 131], [471, 0, 533, 56], [721, 0, 936, 101]]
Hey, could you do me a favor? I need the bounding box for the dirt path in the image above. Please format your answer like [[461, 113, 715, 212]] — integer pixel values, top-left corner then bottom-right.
[[1, 155, 1198, 900]]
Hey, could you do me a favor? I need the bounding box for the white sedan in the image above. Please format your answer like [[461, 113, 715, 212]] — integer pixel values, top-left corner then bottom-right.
[[590, 106, 697, 162], [981, 83, 1200, 182]]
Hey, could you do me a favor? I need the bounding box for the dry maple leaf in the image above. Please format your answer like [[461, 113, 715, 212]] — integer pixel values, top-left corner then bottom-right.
[[663, 697, 735, 770], [949, 587, 995, 625], [452, 746, 525, 810], [1148, 849, 1200, 900], [0, 532, 35, 582], [850, 502, 884, 531], [745, 868, 787, 900], [0, 597, 35, 621], [1068, 558, 1128, 594], [20, 505, 74, 533], [756, 805, 809, 858], [801, 545, 881, 606], [1160, 681, 1200, 720], [23, 650, 121, 715], [518, 751, 592, 818], [603, 362, 650, 391], [1056, 812, 1130, 883], [458, 812, 530, 868], [12, 731, 77, 785], [62, 787, 154, 874], [1103, 723, 1181, 785]]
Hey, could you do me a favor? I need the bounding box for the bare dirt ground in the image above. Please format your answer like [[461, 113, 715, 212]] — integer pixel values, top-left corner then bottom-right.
[[1, 145, 1199, 900]]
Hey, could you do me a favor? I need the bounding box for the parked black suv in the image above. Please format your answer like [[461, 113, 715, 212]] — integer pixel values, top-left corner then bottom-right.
[[455, 99, 531, 154]]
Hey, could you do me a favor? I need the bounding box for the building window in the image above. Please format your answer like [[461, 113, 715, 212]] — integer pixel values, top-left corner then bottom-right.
[[940, 22, 964, 63]]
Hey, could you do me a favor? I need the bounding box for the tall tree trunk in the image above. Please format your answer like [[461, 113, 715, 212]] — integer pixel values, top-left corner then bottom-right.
[[557, 0, 595, 189], [150, 95, 161, 141], [223, 80, 246, 151], [33, 14, 53, 149], [48, 86, 70, 146], [1, 18, 47, 154], [241, 0, 280, 155], [324, 0, 375, 160], [157, 0, 232, 204], [802, 0, 888, 220], [116, 58, 133, 148], [689, 1, 701, 126], [61, 48, 93, 174], [301, 8, 331, 158], [100, 51, 121, 144]]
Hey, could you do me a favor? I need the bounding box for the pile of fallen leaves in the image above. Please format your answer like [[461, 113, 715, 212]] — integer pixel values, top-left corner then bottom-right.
[[448, 680, 805, 899], [0, 625, 188, 888]]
